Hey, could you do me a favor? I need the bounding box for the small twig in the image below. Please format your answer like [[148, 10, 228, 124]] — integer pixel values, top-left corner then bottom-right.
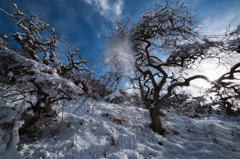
[[210, 124, 217, 143], [203, 124, 208, 138]]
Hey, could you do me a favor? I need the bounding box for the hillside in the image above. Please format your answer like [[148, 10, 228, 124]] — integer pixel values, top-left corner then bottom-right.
[[1, 1, 240, 158], [14, 98, 240, 159]]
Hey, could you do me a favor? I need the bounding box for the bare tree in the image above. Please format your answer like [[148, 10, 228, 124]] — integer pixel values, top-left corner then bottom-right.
[[0, 0, 94, 77], [0, 0, 95, 123], [103, 0, 225, 134]]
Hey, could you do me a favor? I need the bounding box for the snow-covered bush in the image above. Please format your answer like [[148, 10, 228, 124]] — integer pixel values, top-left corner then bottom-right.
[[126, 93, 143, 107], [63, 71, 117, 99], [0, 46, 83, 119], [103, 90, 126, 104], [0, 0, 94, 77], [0, 46, 86, 156], [0, 0, 96, 120], [161, 93, 207, 117], [0, 91, 24, 159], [207, 78, 240, 116], [0, 0, 95, 154]]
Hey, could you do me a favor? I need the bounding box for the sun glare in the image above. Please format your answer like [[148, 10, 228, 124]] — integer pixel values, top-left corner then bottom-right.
[[191, 63, 227, 89]]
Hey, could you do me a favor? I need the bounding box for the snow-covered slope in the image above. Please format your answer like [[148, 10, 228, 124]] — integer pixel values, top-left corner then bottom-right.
[[18, 98, 240, 159]]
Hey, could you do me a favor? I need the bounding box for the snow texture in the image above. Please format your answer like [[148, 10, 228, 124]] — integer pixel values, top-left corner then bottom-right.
[[0, 93, 24, 159], [104, 90, 125, 103], [0, 46, 83, 99], [17, 98, 240, 159]]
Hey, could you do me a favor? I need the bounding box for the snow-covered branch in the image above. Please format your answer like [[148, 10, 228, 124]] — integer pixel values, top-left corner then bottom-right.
[[0, 46, 83, 117]]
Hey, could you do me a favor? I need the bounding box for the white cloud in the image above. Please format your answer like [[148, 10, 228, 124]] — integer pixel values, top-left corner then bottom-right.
[[114, 0, 124, 16], [203, 13, 239, 35], [84, 0, 124, 19], [190, 0, 240, 35]]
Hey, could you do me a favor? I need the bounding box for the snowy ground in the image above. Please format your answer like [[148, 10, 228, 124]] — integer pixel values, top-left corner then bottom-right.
[[15, 98, 240, 159]]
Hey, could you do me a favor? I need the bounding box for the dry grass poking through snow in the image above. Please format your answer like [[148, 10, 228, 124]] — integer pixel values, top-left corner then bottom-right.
[[18, 98, 240, 159]]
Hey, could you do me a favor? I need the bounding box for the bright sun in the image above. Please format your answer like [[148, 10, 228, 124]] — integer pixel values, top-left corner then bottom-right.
[[191, 63, 227, 89]]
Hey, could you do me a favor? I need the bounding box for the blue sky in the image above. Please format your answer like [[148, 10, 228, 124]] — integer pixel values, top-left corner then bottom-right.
[[0, 0, 240, 76]]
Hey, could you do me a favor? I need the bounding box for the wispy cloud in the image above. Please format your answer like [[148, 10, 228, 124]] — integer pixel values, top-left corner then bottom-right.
[[203, 11, 239, 35], [189, 0, 240, 35], [114, 0, 123, 16], [84, 0, 124, 19]]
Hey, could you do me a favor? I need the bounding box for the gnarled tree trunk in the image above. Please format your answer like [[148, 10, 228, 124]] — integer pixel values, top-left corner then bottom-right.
[[149, 103, 165, 135]]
